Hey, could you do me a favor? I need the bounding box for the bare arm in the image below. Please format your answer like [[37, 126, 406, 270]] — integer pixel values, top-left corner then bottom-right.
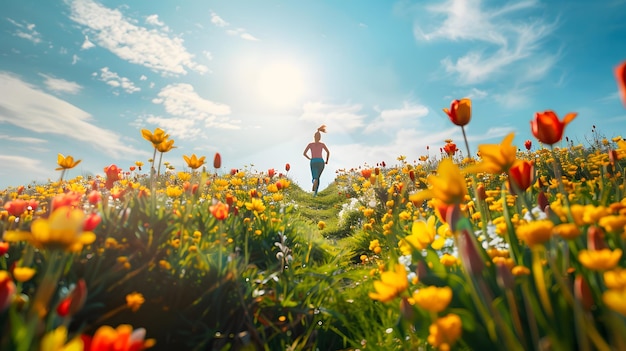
[[303, 144, 311, 160], [323, 144, 330, 164]]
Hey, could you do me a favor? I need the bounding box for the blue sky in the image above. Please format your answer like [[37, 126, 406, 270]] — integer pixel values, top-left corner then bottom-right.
[[1, 0, 625, 191]]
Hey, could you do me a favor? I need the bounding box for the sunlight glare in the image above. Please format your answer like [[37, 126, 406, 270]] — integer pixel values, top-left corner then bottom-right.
[[256, 61, 306, 109]]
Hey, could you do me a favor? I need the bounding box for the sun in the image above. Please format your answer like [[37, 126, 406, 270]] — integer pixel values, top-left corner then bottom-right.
[[256, 61, 306, 109]]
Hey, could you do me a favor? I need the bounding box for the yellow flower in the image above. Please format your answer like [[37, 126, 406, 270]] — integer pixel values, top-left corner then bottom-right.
[[3, 207, 96, 252], [512, 265, 531, 276], [578, 249, 622, 271], [155, 139, 175, 153], [40, 326, 83, 351], [516, 220, 553, 248], [427, 313, 463, 350], [126, 292, 145, 312], [369, 264, 408, 302], [466, 132, 519, 174], [317, 221, 326, 230], [56, 154, 81, 170], [553, 223, 581, 240], [12, 267, 36, 282], [409, 159, 467, 205], [245, 198, 266, 214], [598, 215, 626, 234], [413, 286, 453, 313], [369, 239, 382, 254], [399, 216, 437, 254], [440, 254, 458, 267], [165, 186, 183, 198], [183, 154, 206, 170], [602, 288, 626, 316], [604, 268, 626, 289], [141, 128, 169, 147]]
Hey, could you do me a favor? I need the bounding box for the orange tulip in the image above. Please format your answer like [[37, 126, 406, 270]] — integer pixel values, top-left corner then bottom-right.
[[530, 110, 577, 145], [209, 201, 229, 221], [443, 98, 471, 127], [616, 61, 626, 108]]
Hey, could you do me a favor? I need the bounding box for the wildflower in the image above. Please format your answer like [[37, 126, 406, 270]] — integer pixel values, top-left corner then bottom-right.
[[467, 133, 519, 174], [3, 207, 96, 252], [155, 139, 175, 153], [615, 61, 626, 107], [399, 216, 437, 254], [141, 128, 169, 147], [531, 110, 577, 145], [598, 215, 626, 234], [0, 271, 16, 311], [126, 292, 145, 312], [245, 198, 266, 214], [512, 265, 531, 276], [104, 164, 121, 190], [524, 140, 532, 151], [56, 153, 82, 170], [553, 223, 581, 240], [183, 154, 206, 170], [516, 220, 553, 248], [427, 313, 463, 350], [209, 201, 229, 221], [578, 249, 622, 271], [409, 158, 467, 205], [12, 267, 36, 282], [443, 142, 457, 156], [4, 199, 28, 217], [508, 160, 534, 194], [440, 254, 458, 267], [212, 152, 222, 169], [413, 286, 453, 313], [40, 326, 83, 351], [0, 242, 8, 255], [369, 264, 408, 302], [318, 221, 326, 230], [165, 186, 183, 198], [285, 163, 290, 172], [442, 98, 471, 127], [369, 239, 382, 254], [604, 268, 626, 289], [602, 288, 626, 316], [87, 324, 155, 351], [56, 279, 87, 317]]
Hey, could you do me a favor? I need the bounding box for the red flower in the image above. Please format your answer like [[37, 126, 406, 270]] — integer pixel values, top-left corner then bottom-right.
[[83, 213, 102, 231], [616, 61, 626, 108], [361, 169, 372, 178], [530, 110, 577, 145], [88, 190, 101, 205], [0, 242, 9, 256], [213, 153, 222, 169], [267, 168, 276, 178], [508, 160, 534, 194], [524, 140, 532, 151], [443, 142, 457, 156], [56, 279, 87, 317], [104, 164, 121, 190], [4, 199, 28, 217], [443, 98, 472, 127], [209, 201, 229, 221], [285, 163, 291, 172]]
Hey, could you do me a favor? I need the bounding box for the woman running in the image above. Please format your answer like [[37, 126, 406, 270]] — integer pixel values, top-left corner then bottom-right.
[[303, 125, 330, 195]]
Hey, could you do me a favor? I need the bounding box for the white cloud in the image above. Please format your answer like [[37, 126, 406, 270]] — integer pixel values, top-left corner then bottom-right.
[[0, 155, 49, 183], [81, 35, 95, 49], [7, 18, 42, 44], [139, 75, 147, 81], [39, 73, 82, 94], [210, 11, 259, 41], [146, 14, 164, 26], [415, 0, 557, 84], [364, 102, 429, 134], [148, 83, 237, 139], [68, 0, 208, 75], [0, 134, 47, 144], [72, 54, 79, 65], [0, 72, 143, 158], [299, 102, 366, 131], [203, 50, 213, 60], [210, 11, 229, 27], [96, 67, 140, 94], [466, 87, 488, 100]]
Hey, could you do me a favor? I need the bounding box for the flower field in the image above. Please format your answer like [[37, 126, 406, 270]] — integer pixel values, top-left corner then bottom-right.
[[2, 64, 626, 351]]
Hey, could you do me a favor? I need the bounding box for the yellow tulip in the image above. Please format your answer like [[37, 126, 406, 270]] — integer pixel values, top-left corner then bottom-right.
[[141, 128, 169, 147], [56, 153, 81, 170], [183, 154, 206, 170]]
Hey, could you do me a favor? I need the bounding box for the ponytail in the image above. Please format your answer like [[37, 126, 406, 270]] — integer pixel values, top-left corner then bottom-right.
[[317, 125, 327, 133]]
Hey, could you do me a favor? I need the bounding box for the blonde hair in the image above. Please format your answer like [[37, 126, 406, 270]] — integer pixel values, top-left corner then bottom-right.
[[314, 125, 326, 141]]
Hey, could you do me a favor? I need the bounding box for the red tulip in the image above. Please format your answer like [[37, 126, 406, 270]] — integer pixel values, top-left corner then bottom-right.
[[443, 98, 472, 126], [616, 61, 626, 108], [285, 163, 291, 172], [443, 142, 457, 156], [4, 200, 28, 217], [508, 160, 534, 194], [213, 152, 222, 169], [524, 140, 532, 151], [530, 110, 577, 145]]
